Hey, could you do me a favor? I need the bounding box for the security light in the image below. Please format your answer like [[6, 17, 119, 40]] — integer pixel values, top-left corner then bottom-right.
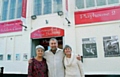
[[31, 15, 37, 20], [57, 11, 63, 16]]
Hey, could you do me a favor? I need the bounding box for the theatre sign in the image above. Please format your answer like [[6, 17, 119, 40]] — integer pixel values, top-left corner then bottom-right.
[[74, 6, 120, 25], [0, 20, 22, 34]]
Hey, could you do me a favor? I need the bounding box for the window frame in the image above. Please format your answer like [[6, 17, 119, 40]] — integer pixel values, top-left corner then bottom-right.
[[1, 0, 10, 21], [16, 0, 23, 18], [75, 0, 120, 11], [33, 0, 63, 16], [0, 0, 22, 21], [43, 0, 52, 14], [86, 0, 95, 8], [0, 0, 2, 21], [9, 0, 17, 19]]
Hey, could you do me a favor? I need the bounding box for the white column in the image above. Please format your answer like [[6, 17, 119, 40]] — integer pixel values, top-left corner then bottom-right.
[[63, 0, 77, 53]]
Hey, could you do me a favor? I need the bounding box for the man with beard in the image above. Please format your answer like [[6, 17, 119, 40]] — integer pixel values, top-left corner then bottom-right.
[[29, 38, 81, 77], [44, 38, 65, 77]]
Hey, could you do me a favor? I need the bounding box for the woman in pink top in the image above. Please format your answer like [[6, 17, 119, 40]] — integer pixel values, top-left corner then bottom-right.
[[28, 45, 48, 77]]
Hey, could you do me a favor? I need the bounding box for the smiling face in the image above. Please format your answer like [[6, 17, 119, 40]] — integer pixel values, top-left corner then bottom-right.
[[49, 39, 58, 51], [64, 47, 72, 55], [36, 48, 44, 57]]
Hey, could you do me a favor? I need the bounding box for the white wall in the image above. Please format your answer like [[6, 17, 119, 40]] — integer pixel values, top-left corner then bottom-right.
[[76, 21, 120, 75], [0, 37, 6, 59], [0, 0, 120, 75], [63, 0, 77, 51], [0, 0, 32, 73], [0, 35, 30, 74], [31, 14, 64, 31], [0, 0, 65, 74]]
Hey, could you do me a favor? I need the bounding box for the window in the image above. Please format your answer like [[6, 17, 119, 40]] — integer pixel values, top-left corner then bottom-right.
[[0, 0, 23, 21], [53, 0, 62, 13], [86, 0, 95, 8], [33, 0, 62, 15], [34, 0, 42, 15], [9, 0, 16, 19], [17, 0, 22, 18], [76, 0, 120, 10], [108, 0, 119, 4], [96, 0, 106, 6], [0, 0, 2, 21], [76, 0, 84, 9], [2, 0, 9, 20], [44, 0, 52, 14]]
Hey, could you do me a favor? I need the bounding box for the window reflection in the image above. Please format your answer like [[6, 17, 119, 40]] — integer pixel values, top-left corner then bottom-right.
[[75, 0, 119, 10], [53, 0, 62, 13], [108, 0, 119, 4], [1, 0, 22, 21], [17, 0, 22, 18], [2, 0, 9, 20], [76, 0, 84, 9], [86, 0, 95, 8], [43, 0, 52, 14], [9, 0, 16, 19], [33, 0, 62, 15], [34, 0, 42, 15], [96, 0, 106, 6]]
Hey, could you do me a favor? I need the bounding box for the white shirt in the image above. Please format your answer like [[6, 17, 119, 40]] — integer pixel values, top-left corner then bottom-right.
[[64, 53, 85, 77], [44, 48, 65, 77]]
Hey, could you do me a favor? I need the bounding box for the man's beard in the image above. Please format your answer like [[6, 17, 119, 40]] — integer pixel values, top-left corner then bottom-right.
[[51, 48, 57, 51]]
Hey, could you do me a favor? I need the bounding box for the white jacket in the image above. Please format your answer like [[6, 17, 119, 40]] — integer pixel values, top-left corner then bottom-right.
[[64, 53, 85, 77], [44, 48, 65, 77]]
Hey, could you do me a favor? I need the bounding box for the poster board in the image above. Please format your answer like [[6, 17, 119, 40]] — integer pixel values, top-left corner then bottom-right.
[[75, 23, 120, 74]]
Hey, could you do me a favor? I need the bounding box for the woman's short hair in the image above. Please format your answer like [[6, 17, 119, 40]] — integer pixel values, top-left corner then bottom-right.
[[63, 45, 72, 52], [36, 45, 45, 51]]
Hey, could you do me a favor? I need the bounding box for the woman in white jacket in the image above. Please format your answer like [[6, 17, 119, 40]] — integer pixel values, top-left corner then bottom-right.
[[63, 45, 85, 77]]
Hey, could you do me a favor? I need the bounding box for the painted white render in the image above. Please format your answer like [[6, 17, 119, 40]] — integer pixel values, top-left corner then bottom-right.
[[0, 0, 120, 75]]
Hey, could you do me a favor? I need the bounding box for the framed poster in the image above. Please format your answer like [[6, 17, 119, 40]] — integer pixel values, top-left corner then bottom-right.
[[23, 53, 28, 61], [0, 54, 3, 60], [7, 54, 12, 60], [82, 37, 97, 58], [15, 54, 20, 61], [103, 36, 120, 57]]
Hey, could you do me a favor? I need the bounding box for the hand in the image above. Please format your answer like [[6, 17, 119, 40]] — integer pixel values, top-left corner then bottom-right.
[[76, 54, 81, 61], [28, 58, 32, 63]]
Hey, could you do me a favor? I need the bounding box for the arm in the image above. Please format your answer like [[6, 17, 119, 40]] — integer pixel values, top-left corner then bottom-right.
[[77, 60, 85, 77], [28, 63, 33, 77]]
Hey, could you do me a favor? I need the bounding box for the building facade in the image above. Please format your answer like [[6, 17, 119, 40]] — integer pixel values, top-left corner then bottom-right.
[[0, 0, 120, 77]]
